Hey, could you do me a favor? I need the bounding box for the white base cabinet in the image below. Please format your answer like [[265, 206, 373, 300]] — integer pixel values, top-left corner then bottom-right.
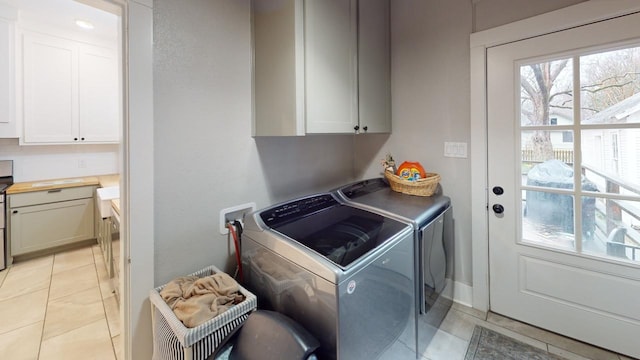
[[8, 186, 96, 257]]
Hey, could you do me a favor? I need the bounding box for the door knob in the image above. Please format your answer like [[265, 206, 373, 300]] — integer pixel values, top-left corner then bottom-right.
[[493, 186, 504, 195], [492, 204, 504, 214]]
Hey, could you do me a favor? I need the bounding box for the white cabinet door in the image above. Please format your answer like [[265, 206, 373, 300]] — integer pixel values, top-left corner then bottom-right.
[[304, 0, 359, 134], [358, 0, 390, 133], [0, 15, 17, 137], [79, 44, 119, 142], [22, 32, 78, 143], [21, 31, 118, 144]]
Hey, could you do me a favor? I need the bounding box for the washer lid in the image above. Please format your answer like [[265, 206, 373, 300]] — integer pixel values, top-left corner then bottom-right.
[[337, 178, 451, 227], [263, 194, 409, 268]]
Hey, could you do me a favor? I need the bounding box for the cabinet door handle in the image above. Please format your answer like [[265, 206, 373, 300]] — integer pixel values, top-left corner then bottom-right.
[[363, 126, 368, 132], [353, 125, 360, 132], [81, 137, 85, 141], [74, 137, 78, 141], [12, 210, 18, 214], [47, 189, 62, 193]]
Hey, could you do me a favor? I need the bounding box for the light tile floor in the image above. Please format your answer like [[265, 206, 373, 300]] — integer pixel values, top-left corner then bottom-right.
[[411, 302, 636, 360], [0, 244, 121, 360], [0, 244, 635, 360]]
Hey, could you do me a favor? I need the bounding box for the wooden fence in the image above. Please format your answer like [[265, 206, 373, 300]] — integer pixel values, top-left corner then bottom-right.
[[521, 148, 574, 164]]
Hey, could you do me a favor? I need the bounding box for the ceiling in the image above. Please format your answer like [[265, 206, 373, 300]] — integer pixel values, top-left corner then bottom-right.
[[2, 0, 119, 41]]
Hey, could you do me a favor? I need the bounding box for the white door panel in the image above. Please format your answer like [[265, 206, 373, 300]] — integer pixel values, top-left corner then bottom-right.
[[488, 11, 640, 358]]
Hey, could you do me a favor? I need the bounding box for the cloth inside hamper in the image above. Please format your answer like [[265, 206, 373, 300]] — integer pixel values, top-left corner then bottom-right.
[[160, 273, 246, 328], [150, 265, 257, 360]]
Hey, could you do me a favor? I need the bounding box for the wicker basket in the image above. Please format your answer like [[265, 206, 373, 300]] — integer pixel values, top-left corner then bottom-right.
[[385, 170, 440, 196], [149, 265, 257, 360]]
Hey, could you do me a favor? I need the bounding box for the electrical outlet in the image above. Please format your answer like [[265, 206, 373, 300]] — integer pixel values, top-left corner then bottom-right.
[[219, 202, 256, 234]]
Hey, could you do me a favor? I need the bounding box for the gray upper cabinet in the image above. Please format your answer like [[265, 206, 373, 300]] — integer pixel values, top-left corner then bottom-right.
[[252, 0, 390, 136], [358, 0, 391, 134]]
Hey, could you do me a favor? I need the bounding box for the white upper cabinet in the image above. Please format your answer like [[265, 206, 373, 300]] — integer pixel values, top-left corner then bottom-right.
[[78, 44, 120, 142], [0, 5, 17, 138], [252, 0, 390, 136], [21, 31, 119, 144]]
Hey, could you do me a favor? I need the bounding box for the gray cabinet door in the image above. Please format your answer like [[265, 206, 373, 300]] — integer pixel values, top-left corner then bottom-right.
[[358, 0, 391, 133], [10, 198, 95, 255], [305, 0, 358, 134]]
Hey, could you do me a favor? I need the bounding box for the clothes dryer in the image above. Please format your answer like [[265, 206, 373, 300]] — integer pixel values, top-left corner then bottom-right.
[[334, 178, 454, 326]]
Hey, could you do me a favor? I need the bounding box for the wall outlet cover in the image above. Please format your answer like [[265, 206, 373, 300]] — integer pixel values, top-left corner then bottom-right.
[[219, 202, 256, 234]]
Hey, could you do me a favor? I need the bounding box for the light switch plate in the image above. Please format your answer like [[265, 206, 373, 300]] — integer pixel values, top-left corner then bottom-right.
[[444, 142, 468, 158]]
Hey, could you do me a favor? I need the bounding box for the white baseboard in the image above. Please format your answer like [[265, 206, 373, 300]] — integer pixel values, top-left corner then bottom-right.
[[453, 281, 473, 307]]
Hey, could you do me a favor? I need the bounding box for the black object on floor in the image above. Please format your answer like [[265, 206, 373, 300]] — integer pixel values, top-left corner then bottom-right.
[[465, 326, 565, 360], [209, 310, 320, 360]]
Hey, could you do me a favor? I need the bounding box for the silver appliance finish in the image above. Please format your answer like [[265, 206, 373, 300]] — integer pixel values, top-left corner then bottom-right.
[[0, 160, 14, 271], [242, 193, 416, 360], [334, 178, 454, 320]]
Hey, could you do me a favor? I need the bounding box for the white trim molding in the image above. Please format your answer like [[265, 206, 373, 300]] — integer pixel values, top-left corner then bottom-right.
[[124, 0, 154, 359], [469, 0, 640, 313]]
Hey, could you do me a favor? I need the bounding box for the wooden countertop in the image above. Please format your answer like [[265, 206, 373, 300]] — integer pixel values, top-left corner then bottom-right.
[[7, 176, 100, 194], [8, 174, 121, 216], [97, 174, 120, 188]]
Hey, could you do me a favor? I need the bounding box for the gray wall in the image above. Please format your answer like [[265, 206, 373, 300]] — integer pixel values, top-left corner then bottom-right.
[[354, 0, 585, 289], [473, 0, 586, 32], [152, 0, 355, 285], [355, 0, 474, 288], [152, 0, 586, 288]]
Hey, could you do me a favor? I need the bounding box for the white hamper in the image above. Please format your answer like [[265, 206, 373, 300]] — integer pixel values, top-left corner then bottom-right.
[[149, 265, 257, 360]]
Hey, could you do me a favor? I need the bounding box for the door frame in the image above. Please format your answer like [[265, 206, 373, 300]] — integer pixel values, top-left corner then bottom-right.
[[469, 0, 640, 312], [121, 1, 155, 359], [88, 0, 155, 358]]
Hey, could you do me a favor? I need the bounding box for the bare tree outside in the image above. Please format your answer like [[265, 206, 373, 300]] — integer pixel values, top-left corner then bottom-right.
[[581, 48, 640, 119], [520, 59, 572, 160], [520, 47, 640, 162]]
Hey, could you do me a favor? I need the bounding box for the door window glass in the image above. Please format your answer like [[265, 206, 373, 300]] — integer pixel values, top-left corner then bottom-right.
[[519, 45, 640, 263]]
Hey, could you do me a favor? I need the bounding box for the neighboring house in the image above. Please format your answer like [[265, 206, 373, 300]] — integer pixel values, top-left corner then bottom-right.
[[582, 92, 640, 188]]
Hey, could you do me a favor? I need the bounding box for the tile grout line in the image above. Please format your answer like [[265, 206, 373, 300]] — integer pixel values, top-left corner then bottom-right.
[[93, 244, 120, 359], [38, 247, 110, 358], [0, 267, 8, 288], [37, 253, 55, 360]]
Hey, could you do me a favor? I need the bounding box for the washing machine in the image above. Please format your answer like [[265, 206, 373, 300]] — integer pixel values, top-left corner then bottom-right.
[[241, 193, 417, 360], [334, 178, 454, 328]]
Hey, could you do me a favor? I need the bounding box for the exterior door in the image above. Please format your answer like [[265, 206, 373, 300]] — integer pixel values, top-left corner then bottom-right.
[[487, 12, 640, 358]]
